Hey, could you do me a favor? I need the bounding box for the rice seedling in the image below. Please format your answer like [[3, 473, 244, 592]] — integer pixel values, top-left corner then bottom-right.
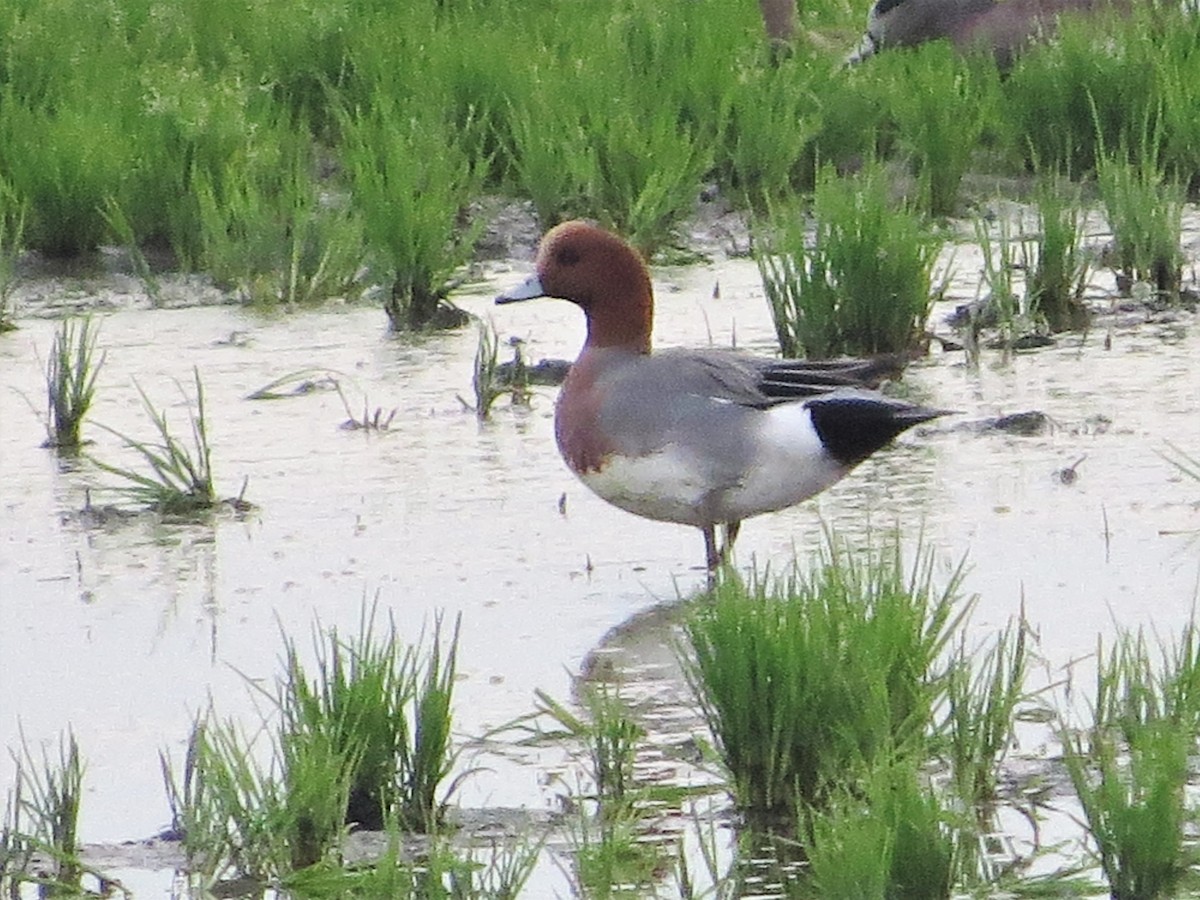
[[0, 178, 25, 332], [682, 533, 970, 822], [1024, 175, 1091, 332], [532, 686, 644, 816], [999, 9, 1162, 177], [528, 684, 680, 898], [800, 756, 958, 900], [1157, 38, 1200, 195], [40, 316, 104, 451], [1095, 144, 1184, 303], [101, 198, 162, 305], [1060, 624, 1200, 900], [165, 712, 351, 883], [276, 608, 465, 834], [568, 812, 669, 899], [461, 319, 532, 421], [585, 95, 715, 259], [502, 78, 598, 231], [193, 139, 364, 308], [1092, 622, 1200, 745], [245, 367, 344, 401], [464, 319, 507, 422], [335, 383, 398, 432], [886, 44, 997, 217], [125, 64, 273, 267], [971, 214, 1024, 354], [285, 827, 544, 899], [339, 98, 482, 331], [5, 730, 87, 896], [0, 88, 128, 257], [938, 615, 1031, 814], [504, 65, 715, 257], [719, 55, 820, 206], [90, 368, 220, 516], [1063, 720, 1193, 900], [756, 162, 943, 359], [0, 782, 33, 896], [809, 71, 893, 176], [164, 609, 466, 886]]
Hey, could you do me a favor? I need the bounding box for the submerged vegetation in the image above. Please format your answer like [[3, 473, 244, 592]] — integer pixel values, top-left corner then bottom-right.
[[0, 0, 1196, 333]]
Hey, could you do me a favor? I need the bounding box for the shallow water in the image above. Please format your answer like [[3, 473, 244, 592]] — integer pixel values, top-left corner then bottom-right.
[[1, 212, 1199, 894]]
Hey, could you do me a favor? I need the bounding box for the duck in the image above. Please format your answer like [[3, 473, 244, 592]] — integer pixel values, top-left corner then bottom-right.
[[496, 220, 946, 572], [847, 0, 1129, 67]]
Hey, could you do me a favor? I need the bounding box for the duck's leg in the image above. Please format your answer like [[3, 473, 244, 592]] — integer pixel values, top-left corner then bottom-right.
[[702, 521, 742, 578], [703, 526, 721, 572], [721, 521, 742, 562]]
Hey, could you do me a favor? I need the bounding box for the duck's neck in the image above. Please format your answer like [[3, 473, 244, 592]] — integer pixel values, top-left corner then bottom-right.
[[583, 272, 654, 354]]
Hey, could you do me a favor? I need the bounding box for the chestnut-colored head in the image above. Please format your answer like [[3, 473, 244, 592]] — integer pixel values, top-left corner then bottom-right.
[[497, 221, 654, 353]]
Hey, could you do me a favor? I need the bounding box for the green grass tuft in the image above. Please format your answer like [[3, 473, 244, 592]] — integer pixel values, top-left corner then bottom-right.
[[339, 99, 482, 331], [682, 534, 970, 822], [1096, 138, 1184, 302], [1061, 623, 1200, 900], [91, 368, 220, 515], [886, 43, 997, 217], [938, 615, 1031, 814], [1025, 175, 1091, 332], [0, 177, 25, 330], [164, 607, 465, 885], [3, 730, 90, 896], [802, 755, 958, 900], [757, 161, 942, 359], [41, 316, 104, 451]]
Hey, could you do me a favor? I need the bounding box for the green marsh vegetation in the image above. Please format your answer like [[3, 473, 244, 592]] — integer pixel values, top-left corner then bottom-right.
[[1025, 175, 1092, 332], [681, 533, 1200, 898], [91, 368, 225, 516], [971, 213, 1024, 357], [0, 730, 118, 898], [464, 319, 532, 421], [163, 609, 467, 887], [339, 99, 483, 330], [882, 43, 999, 218], [681, 537, 1064, 897], [0, 0, 1196, 338], [960, 178, 1091, 363], [39, 316, 104, 451], [521, 685, 691, 897], [0, 178, 24, 331], [683, 535, 970, 824], [14, 549, 1200, 895], [1096, 139, 1186, 303], [192, 137, 364, 308], [756, 161, 944, 359], [1060, 624, 1200, 899]]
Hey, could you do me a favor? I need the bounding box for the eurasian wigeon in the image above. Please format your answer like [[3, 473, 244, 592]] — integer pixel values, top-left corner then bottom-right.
[[497, 221, 946, 572], [847, 0, 1129, 67]]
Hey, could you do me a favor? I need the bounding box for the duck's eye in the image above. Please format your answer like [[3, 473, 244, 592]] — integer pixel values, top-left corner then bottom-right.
[[555, 245, 581, 267]]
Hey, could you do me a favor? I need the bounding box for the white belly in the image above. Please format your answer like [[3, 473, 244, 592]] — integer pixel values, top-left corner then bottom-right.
[[575, 403, 848, 527]]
